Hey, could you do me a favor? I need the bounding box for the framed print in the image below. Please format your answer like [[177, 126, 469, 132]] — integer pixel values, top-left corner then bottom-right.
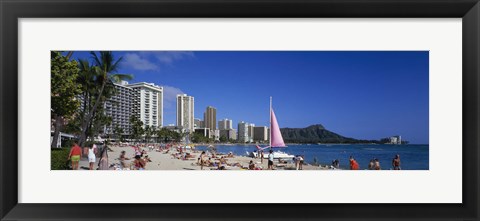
[[1, 0, 479, 220]]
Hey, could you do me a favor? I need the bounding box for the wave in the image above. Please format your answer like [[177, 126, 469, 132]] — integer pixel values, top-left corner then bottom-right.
[[363, 148, 383, 151]]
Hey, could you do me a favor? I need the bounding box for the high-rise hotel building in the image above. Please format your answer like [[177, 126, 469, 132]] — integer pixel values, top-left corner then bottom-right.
[[126, 82, 163, 128], [204, 106, 217, 131], [238, 121, 250, 143], [176, 94, 195, 132], [253, 126, 269, 142], [247, 123, 255, 143], [194, 118, 204, 129], [104, 81, 139, 135], [218, 118, 233, 130]]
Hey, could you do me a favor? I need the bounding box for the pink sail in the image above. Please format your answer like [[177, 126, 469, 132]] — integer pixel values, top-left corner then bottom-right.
[[270, 109, 286, 147]]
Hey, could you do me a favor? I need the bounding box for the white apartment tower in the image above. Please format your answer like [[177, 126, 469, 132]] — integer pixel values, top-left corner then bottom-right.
[[176, 94, 195, 133], [218, 118, 233, 130], [238, 121, 250, 143], [103, 81, 139, 135], [248, 123, 255, 143], [126, 82, 163, 128]]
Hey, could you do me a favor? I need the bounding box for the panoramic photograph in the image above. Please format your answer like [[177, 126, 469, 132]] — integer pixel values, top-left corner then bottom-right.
[[51, 51, 429, 171]]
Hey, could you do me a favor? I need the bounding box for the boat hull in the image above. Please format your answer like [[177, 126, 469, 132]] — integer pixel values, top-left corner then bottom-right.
[[249, 151, 294, 160]]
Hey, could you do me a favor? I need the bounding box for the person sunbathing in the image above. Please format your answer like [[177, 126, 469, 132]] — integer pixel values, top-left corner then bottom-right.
[[205, 158, 213, 166], [249, 160, 256, 170], [219, 156, 228, 165], [227, 152, 234, 158], [231, 162, 242, 167], [216, 157, 229, 169], [143, 155, 152, 163]]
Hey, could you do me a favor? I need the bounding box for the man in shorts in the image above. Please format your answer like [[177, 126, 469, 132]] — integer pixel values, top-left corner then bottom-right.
[[268, 150, 274, 170], [392, 154, 401, 170]]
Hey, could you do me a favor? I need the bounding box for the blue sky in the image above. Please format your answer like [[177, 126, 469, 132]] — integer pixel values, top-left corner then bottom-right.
[[70, 51, 429, 144]]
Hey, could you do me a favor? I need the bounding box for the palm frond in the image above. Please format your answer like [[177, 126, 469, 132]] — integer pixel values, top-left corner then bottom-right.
[[90, 52, 102, 68], [110, 56, 123, 73], [109, 74, 133, 83]]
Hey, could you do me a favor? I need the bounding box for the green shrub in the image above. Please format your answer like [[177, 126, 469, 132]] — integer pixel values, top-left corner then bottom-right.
[[51, 148, 71, 170]]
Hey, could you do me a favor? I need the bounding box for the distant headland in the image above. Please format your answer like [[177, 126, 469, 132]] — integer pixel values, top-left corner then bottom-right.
[[281, 124, 409, 144]]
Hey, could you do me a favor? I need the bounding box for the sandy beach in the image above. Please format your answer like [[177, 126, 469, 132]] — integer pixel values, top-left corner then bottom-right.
[[77, 144, 329, 170]]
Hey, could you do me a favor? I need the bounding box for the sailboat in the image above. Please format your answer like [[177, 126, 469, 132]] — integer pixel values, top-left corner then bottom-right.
[[248, 97, 294, 160]]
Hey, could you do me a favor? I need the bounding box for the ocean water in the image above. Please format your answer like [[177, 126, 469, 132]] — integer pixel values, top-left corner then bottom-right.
[[196, 144, 429, 170]]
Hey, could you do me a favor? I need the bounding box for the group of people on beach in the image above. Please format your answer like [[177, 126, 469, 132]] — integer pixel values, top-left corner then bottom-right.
[[66, 141, 403, 171], [67, 142, 108, 170], [197, 150, 242, 170], [119, 146, 153, 170], [335, 154, 401, 170]]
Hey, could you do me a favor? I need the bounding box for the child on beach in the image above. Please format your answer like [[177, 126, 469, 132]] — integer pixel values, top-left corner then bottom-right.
[[67, 143, 82, 170]]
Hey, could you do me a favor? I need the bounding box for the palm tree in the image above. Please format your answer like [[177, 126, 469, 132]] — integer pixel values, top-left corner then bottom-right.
[[77, 59, 97, 126], [77, 51, 132, 146]]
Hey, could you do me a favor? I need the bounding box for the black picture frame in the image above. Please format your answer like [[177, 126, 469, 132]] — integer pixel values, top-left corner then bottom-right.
[[1, 0, 479, 220]]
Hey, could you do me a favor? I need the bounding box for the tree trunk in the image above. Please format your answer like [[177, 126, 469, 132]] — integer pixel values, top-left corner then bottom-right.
[[66, 51, 74, 60], [51, 115, 63, 148], [78, 80, 107, 146]]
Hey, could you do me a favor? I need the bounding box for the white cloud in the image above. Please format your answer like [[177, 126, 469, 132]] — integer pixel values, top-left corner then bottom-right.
[[162, 85, 185, 109], [154, 51, 194, 64], [123, 53, 158, 71]]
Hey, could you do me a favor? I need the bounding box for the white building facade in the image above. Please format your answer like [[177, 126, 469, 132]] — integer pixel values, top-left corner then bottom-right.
[[126, 82, 163, 128], [194, 118, 204, 129], [104, 81, 139, 135], [238, 121, 250, 143], [218, 118, 233, 130], [176, 94, 195, 133]]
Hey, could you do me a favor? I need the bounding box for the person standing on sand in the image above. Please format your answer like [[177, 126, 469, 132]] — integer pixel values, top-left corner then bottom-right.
[[392, 154, 401, 170], [87, 144, 97, 170], [98, 144, 109, 170], [349, 156, 360, 170], [374, 158, 381, 170], [68, 143, 82, 170], [268, 150, 274, 170], [295, 156, 300, 170], [299, 155, 304, 170], [260, 150, 264, 164], [199, 151, 206, 170], [368, 159, 375, 170], [119, 150, 129, 169], [332, 159, 340, 169]]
